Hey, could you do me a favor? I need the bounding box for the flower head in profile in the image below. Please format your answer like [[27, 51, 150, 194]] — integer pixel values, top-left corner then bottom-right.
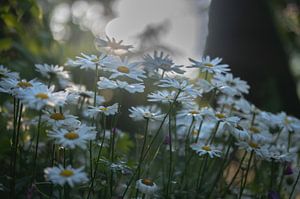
[[48, 124, 96, 149], [158, 78, 202, 97], [236, 136, 268, 157], [35, 64, 70, 80], [136, 178, 158, 195], [187, 56, 230, 74], [142, 51, 185, 75], [19, 84, 67, 110], [212, 73, 250, 96], [103, 56, 146, 81], [65, 53, 107, 70], [43, 110, 80, 129], [95, 36, 133, 55], [190, 143, 222, 158], [148, 90, 193, 104], [44, 165, 88, 187], [86, 103, 119, 117], [129, 106, 164, 121], [276, 112, 300, 133], [0, 78, 42, 97], [0, 65, 19, 79], [97, 77, 145, 93]]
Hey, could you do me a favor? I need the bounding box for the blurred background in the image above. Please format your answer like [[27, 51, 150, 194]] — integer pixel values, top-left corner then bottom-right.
[[1, 0, 300, 116]]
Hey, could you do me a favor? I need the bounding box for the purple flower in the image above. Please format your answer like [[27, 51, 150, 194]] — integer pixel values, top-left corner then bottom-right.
[[284, 163, 293, 175], [268, 190, 280, 199]]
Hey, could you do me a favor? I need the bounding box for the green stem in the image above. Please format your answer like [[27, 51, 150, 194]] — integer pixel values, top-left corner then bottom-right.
[[197, 154, 209, 191], [209, 121, 221, 145], [122, 90, 181, 198], [33, 110, 43, 181], [135, 119, 149, 198], [166, 115, 173, 197], [222, 151, 248, 197], [288, 168, 300, 199], [238, 150, 254, 199], [87, 114, 106, 199]]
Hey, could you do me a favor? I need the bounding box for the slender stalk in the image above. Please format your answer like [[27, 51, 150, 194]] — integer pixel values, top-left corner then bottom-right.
[[166, 115, 173, 197], [222, 151, 248, 197], [109, 122, 117, 198], [238, 150, 254, 199], [33, 110, 43, 181], [87, 115, 106, 199], [197, 154, 209, 191], [206, 137, 233, 198], [208, 121, 221, 145], [11, 101, 22, 198], [135, 119, 149, 198], [195, 119, 204, 143], [288, 168, 300, 199], [122, 90, 181, 198]]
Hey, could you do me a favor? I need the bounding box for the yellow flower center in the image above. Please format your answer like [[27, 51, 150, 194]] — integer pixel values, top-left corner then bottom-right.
[[142, 178, 154, 186], [201, 145, 211, 151], [17, 81, 32, 88], [64, 132, 79, 140], [248, 141, 260, 149], [117, 66, 130, 73], [204, 63, 213, 67], [99, 107, 108, 111], [50, 113, 65, 120], [249, 126, 259, 134], [60, 169, 74, 177], [189, 110, 199, 115], [285, 117, 291, 124], [35, 93, 49, 99], [192, 130, 198, 136], [215, 113, 225, 119]]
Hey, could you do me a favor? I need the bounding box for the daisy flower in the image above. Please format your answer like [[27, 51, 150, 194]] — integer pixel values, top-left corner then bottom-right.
[[0, 65, 19, 79], [187, 56, 230, 74], [158, 78, 202, 97], [97, 77, 145, 93], [277, 112, 300, 133], [212, 73, 250, 96], [0, 78, 42, 97], [43, 110, 80, 129], [86, 103, 119, 117], [147, 90, 193, 104], [235, 136, 268, 157], [103, 56, 146, 81], [65, 53, 107, 70], [142, 51, 185, 75], [129, 106, 164, 121], [35, 64, 70, 80], [19, 84, 67, 110], [48, 124, 96, 149], [95, 36, 133, 55], [136, 178, 158, 195], [44, 165, 88, 187], [190, 143, 222, 158]]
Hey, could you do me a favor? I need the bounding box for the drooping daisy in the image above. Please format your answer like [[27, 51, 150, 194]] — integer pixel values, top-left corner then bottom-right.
[[86, 103, 119, 117], [276, 112, 300, 134], [44, 164, 88, 187], [43, 110, 81, 129], [190, 143, 222, 158], [97, 77, 145, 93], [65, 53, 107, 70], [19, 84, 67, 110], [95, 36, 133, 55], [142, 51, 185, 75], [212, 73, 250, 96], [235, 136, 268, 157], [147, 90, 193, 104], [103, 56, 146, 81], [0, 65, 19, 79], [35, 64, 70, 80], [136, 178, 158, 195], [187, 56, 230, 74], [129, 106, 164, 121], [0, 78, 42, 97], [48, 124, 96, 149], [158, 78, 202, 97]]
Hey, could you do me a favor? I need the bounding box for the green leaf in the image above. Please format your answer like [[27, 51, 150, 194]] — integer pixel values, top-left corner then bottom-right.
[[0, 38, 13, 51]]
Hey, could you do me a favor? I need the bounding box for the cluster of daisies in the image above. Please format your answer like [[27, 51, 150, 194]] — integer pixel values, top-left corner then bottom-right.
[[1, 36, 300, 198]]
